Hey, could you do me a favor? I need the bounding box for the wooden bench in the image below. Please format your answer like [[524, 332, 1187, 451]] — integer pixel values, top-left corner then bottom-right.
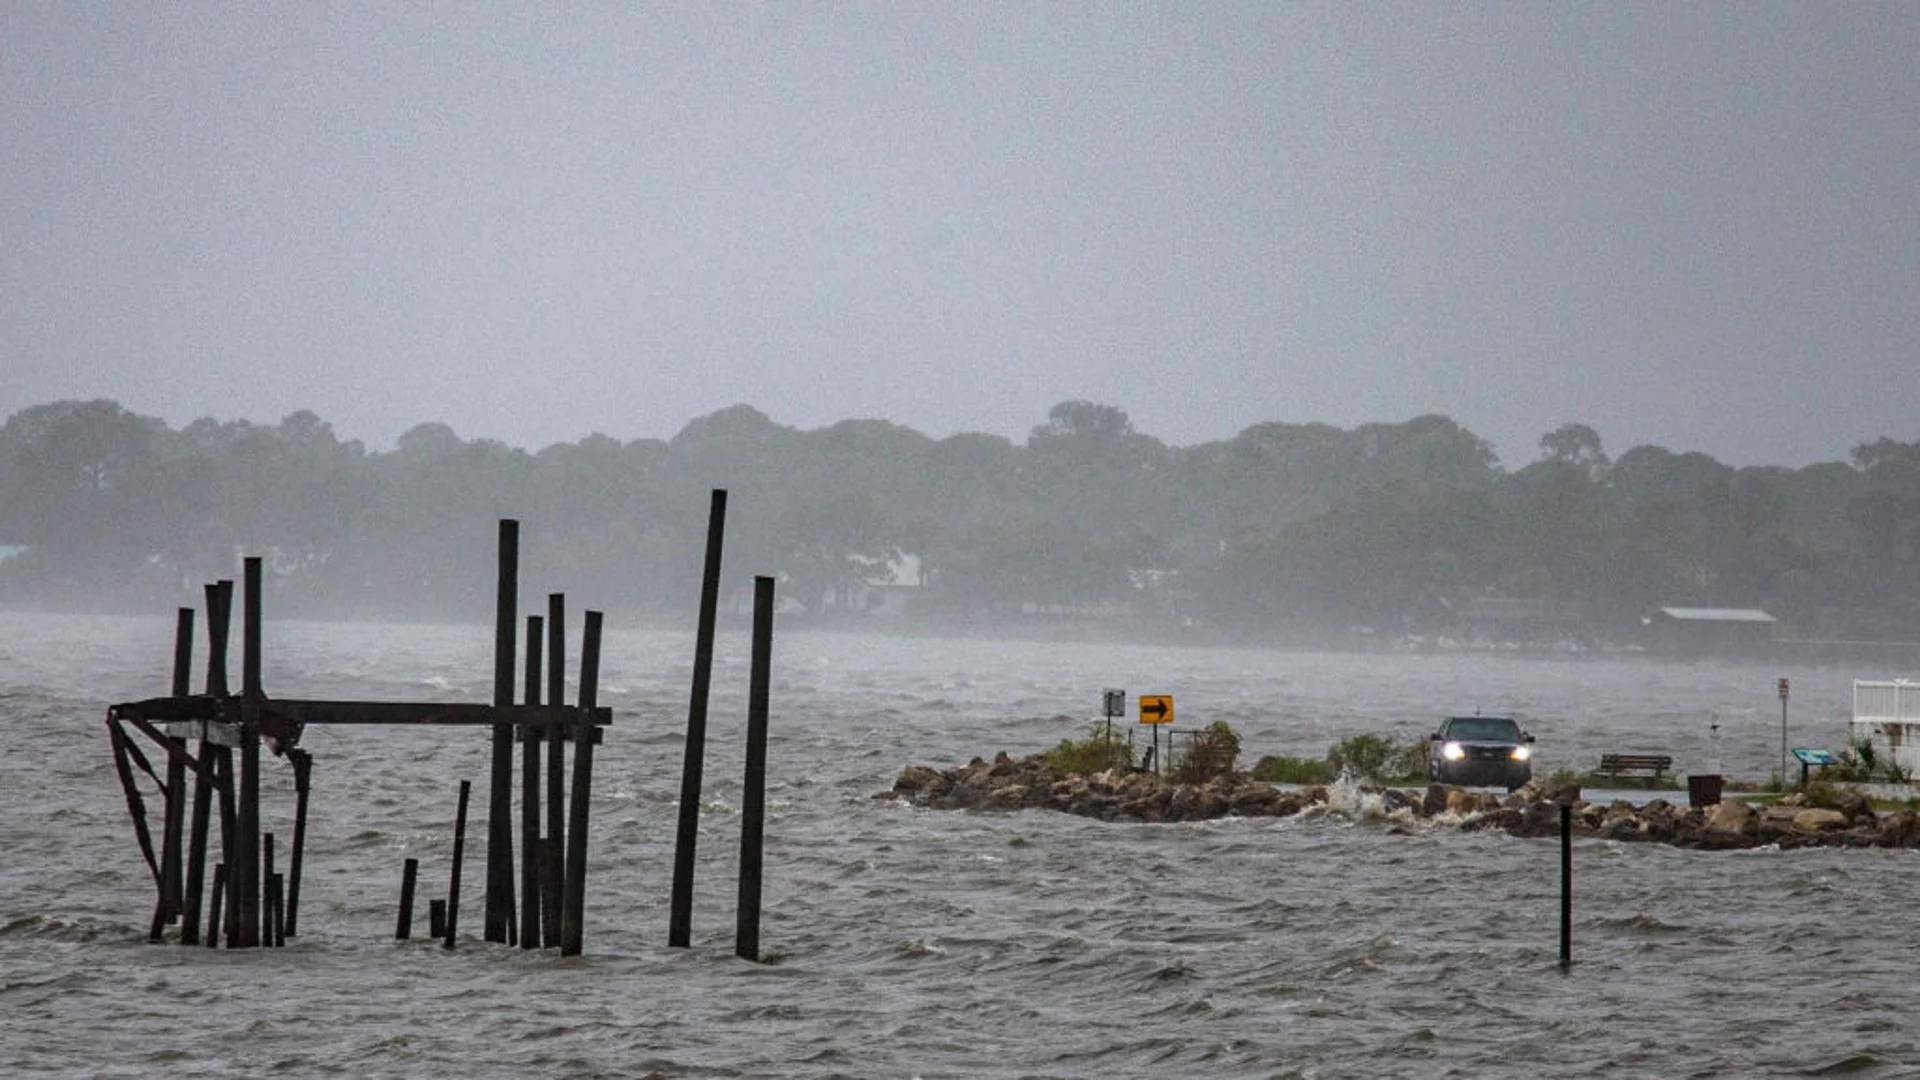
[[1598, 753, 1673, 784]]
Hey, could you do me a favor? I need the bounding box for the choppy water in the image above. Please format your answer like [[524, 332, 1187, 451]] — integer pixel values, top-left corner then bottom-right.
[[3, 610, 1917, 1078]]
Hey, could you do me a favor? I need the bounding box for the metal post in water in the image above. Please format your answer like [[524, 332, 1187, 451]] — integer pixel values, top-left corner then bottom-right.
[[737, 575, 775, 963], [1559, 801, 1572, 969], [671, 488, 727, 948]]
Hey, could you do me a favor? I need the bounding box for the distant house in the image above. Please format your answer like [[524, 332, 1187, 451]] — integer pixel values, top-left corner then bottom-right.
[[1649, 607, 1777, 658]]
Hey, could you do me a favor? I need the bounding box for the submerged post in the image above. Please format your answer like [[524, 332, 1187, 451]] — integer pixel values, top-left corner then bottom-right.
[[486, 520, 519, 944], [445, 779, 471, 949], [397, 857, 419, 940], [1559, 801, 1572, 969], [737, 575, 775, 963], [671, 489, 727, 948], [543, 592, 566, 948], [520, 613, 544, 951], [560, 610, 602, 957]]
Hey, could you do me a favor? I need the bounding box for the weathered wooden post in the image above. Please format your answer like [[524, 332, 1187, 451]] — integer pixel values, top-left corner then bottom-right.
[[445, 779, 471, 949], [397, 857, 419, 939], [262, 830, 278, 946], [671, 489, 727, 948], [285, 749, 311, 937], [486, 520, 519, 945], [560, 611, 602, 957], [520, 613, 544, 950], [429, 899, 447, 940], [206, 863, 226, 948], [737, 575, 775, 963], [234, 557, 264, 948], [543, 592, 566, 948], [151, 607, 193, 941]]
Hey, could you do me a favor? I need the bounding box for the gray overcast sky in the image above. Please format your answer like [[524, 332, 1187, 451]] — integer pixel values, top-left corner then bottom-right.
[[4, 3, 1916, 468]]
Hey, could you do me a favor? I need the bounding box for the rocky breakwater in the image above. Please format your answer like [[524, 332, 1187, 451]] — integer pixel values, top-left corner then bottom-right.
[[880, 751, 1920, 851]]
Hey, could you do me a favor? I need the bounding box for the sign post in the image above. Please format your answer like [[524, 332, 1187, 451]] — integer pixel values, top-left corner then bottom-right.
[[1139, 695, 1173, 776], [1778, 677, 1790, 789], [1103, 689, 1125, 745]]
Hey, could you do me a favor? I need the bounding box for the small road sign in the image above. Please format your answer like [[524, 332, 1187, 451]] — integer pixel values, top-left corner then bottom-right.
[[1139, 695, 1173, 725], [1104, 689, 1125, 718]]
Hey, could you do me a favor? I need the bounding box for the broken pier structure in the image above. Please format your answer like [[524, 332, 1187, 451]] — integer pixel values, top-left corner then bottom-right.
[[107, 521, 612, 954]]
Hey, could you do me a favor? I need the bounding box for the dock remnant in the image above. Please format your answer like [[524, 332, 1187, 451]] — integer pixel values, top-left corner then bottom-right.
[[106, 520, 612, 952]]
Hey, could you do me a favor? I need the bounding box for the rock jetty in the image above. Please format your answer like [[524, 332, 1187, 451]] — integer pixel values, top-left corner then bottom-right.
[[880, 751, 1920, 851]]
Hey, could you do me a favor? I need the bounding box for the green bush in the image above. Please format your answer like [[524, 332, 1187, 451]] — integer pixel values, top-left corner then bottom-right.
[[1172, 720, 1241, 784], [1041, 723, 1134, 777], [1249, 754, 1331, 784], [1326, 733, 1425, 784]]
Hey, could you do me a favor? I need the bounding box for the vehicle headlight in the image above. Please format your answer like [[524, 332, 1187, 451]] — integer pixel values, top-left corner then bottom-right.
[[1510, 745, 1532, 762], [1442, 741, 1465, 761]]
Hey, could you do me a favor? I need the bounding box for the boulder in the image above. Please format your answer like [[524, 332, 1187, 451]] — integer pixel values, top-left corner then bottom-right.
[[1704, 799, 1757, 838], [1421, 784, 1449, 817], [892, 765, 952, 798], [1792, 808, 1849, 833], [1443, 789, 1480, 817]]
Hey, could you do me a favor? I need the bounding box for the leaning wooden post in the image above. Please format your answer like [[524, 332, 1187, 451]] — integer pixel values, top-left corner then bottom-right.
[[234, 556, 263, 948], [543, 592, 566, 948], [181, 590, 225, 947], [485, 519, 519, 945], [519, 613, 544, 951], [736, 575, 775, 963], [397, 857, 420, 940], [445, 779, 471, 949], [206, 863, 226, 948], [670, 489, 727, 948], [151, 607, 194, 940], [285, 749, 311, 937], [560, 610, 602, 957]]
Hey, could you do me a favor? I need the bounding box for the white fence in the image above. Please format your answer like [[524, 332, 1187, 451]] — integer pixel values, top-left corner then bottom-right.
[[1852, 679, 1920, 775]]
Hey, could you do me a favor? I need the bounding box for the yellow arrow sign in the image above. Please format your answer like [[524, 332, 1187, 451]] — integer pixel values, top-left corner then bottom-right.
[[1139, 694, 1173, 725]]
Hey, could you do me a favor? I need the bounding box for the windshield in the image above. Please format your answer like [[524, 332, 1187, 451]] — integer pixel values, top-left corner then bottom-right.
[[1444, 717, 1521, 742]]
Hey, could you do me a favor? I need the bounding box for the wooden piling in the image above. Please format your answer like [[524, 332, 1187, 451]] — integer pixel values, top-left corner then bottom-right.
[[180, 746, 214, 946], [269, 872, 285, 947], [233, 558, 263, 948], [205, 580, 232, 698], [1559, 801, 1573, 969], [262, 831, 276, 947], [671, 489, 727, 948], [486, 520, 518, 945], [736, 575, 775, 963], [429, 899, 447, 940], [445, 779, 471, 949], [207, 863, 226, 948], [520, 614, 544, 950], [157, 608, 193, 932], [560, 611, 602, 957], [286, 749, 311, 938], [397, 857, 420, 939], [543, 592, 566, 948]]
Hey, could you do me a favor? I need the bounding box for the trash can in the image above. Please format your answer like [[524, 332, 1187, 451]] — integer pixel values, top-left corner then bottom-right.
[[1687, 774, 1723, 808]]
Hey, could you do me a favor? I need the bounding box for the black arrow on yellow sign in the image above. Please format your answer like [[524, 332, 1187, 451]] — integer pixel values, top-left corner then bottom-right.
[[1139, 695, 1173, 724]]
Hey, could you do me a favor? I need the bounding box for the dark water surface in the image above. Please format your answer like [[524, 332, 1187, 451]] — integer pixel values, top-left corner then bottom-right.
[[3, 612, 1916, 1078]]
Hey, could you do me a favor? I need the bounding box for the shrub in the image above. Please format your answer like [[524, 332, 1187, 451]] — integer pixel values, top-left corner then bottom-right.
[[1326, 733, 1425, 784], [1172, 720, 1241, 785], [1249, 754, 1331, 784], [1041, 723, 1133, 777]]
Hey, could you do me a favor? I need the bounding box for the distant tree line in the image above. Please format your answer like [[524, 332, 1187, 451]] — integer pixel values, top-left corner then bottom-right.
[[1, 397, 1916, 643]]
